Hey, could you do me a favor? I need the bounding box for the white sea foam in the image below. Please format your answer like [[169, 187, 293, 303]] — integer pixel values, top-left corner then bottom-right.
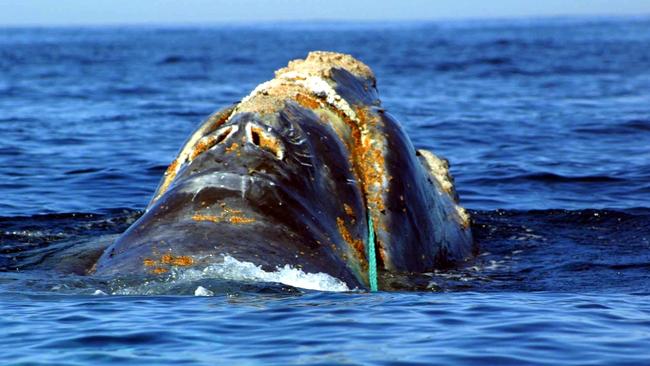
[[181, 255, 350, 292], [112, 255, 350, 295], [194, 286, 214, 296]]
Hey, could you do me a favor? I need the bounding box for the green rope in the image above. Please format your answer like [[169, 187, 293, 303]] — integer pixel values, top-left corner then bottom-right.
[[367, 215, 378, 292]]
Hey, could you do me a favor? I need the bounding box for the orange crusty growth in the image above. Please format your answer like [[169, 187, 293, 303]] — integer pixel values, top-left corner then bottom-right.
[[160, 254, 194, 266], [204, 107, 234, 135], [336, 217, 366, 268], [190, 135, 218, 160], [354, 107, 388, 221], [191, 214, 222, 223], [153, 108, 233, 203], [225, 142, 240, 155], [156, 159, 180, 202], [143, 258, 157, 267], [249, 125, 283, 158], [151, 267, 169, 275], [192, 210, 256, 225], [343, 203, 354, 217], [229, 216, 256, 224], [143, 254, 194, 275], [295, 93, 322, 109]]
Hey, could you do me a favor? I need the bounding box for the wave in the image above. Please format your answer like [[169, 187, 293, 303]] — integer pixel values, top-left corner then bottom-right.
[[574, 119, 650, 134], [465, 172, 627, 185], [112, 255, 350, 295], [158, 55, 198, 64], [514, 172, 625, 183]]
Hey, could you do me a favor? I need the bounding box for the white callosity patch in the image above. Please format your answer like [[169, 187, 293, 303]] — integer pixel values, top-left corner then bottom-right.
[[149, 106, 236, 205], [244, 122, 285, 160], [234, 71, 358, 123], [416, 149, 455, 195], [239, 79, 275, 105], [284, 72, 358, 121], [417, 150, 470, 225]]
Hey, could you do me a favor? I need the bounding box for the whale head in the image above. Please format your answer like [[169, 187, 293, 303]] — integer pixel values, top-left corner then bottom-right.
[[93, 52, 473, 289]]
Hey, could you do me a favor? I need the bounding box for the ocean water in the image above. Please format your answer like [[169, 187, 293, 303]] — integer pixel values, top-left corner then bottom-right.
[[2, 18, 650, 365]]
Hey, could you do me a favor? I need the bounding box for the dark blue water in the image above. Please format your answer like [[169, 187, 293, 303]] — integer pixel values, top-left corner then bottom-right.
[[2, 18, 650, 365]]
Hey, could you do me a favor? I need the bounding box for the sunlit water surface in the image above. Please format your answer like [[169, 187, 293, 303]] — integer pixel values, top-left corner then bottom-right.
[[2, 18, 650, 365]]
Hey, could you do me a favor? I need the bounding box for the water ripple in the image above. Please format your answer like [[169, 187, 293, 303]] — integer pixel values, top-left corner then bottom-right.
[[2, 18, 650, 366]]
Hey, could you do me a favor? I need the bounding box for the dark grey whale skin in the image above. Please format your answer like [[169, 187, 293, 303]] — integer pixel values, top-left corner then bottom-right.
[[93, 59, 473, 289], [94, 104, 369, 287]]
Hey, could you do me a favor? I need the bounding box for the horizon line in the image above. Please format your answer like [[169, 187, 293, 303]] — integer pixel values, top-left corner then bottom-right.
[[1, 13, 649, 29]]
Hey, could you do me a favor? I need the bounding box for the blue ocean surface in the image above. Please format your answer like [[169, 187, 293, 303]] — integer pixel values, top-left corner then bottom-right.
[[2, 17, 650, 365]]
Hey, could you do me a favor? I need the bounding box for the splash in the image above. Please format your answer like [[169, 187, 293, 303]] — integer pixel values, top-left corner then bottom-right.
[[112, 255, 350, 295], [188, 255, 350, 292], [194, 286, 214, 296]]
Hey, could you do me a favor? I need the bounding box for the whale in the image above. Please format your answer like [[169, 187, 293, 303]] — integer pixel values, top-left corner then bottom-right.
[[92, 51, 474, 290]]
